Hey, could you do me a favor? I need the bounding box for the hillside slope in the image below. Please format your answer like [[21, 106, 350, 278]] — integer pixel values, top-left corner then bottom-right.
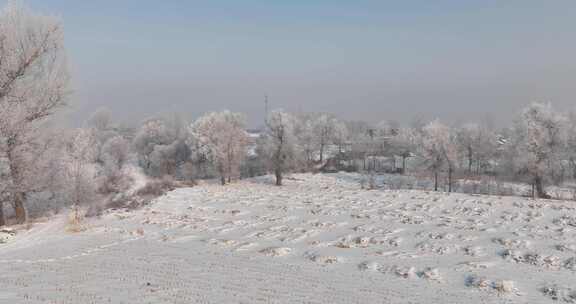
[[1, 174, 575, 303]]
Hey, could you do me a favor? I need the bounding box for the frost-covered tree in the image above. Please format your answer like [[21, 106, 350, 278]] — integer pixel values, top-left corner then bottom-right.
[[187, 134, 212, 179], [64, 129, 99, 209], [190, 110, 248, 185], [149, 140, 190, 177], [294, 114, 316, 170], [261, 110, 298, 186], [332, 122, 349, 153], [390, 127, 419, 174], [133, 114, 192, 179], [420, 120, 458, 191], [87, 107, 112, 133], [102, 136, 130, 171], [133, 119, 172, 172], [456, 123, 497, 176], [457, 123, 482, 174], [566, 110, 576, 179], [0, 2, 69, 223], [312, 114, 340, 163], [512, 102, 566, 198], [85, 107, 125, 167], [97, 135, 133, 194], [0, 130, 72, 224]]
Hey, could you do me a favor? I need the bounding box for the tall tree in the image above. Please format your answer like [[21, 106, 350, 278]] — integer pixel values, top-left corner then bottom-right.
[[261, 110, 298, 186], [312, 114, 339, 163], [512, 102, 566, 199], [456, 123, 496, 175], [420, 120, 458, 192], [294, 114, 316, 170], [190, 110, 248, 185], [64, 129, 99, 209], [0, 2, 70, 223]]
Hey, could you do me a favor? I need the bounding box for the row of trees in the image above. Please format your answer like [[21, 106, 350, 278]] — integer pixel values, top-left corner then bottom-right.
[[127, 109, 359, 187], [1, 2, 575, 227], [129, 101, 572, 201], [418, 102, 570, 199], [4, 97, 572, 225]]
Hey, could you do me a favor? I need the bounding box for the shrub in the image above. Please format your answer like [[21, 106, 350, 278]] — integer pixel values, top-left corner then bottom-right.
[[135, 176, 177, 197]]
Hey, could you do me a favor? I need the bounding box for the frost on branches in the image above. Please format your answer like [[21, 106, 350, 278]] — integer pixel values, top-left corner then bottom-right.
[[420, 120, 458, 192], [0, 2, 69, 224], [190, 110, 248, 185], [512, 102, 566, 198], [260, 110, 299, 186], [64, 129, 99, 209]]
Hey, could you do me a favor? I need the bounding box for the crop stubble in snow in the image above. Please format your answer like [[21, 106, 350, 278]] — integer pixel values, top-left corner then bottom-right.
[[0, 173, 575, 303]]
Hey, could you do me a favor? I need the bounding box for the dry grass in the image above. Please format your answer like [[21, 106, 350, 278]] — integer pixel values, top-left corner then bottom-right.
[[65, 206, 87, 233]]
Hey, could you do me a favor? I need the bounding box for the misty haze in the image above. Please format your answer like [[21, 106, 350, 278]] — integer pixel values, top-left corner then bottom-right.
[[1, 1, 576, 303]]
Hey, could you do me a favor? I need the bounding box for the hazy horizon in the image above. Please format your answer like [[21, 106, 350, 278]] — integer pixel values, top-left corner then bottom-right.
[[13, 0, 576, 127]]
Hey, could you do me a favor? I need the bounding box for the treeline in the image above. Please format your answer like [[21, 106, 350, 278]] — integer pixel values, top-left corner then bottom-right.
[[1, 3, 575, 227], [84, 101, 576, 202]]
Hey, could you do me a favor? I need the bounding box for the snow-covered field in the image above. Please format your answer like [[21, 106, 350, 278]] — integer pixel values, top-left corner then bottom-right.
[[1, 173, 576, 303]]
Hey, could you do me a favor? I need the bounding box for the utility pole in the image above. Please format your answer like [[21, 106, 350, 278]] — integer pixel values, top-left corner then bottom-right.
[[264, 94, 269, 125]]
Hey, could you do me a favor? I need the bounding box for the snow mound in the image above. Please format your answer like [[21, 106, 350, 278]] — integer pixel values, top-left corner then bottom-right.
[[304, 252, 343, 265], [0, 228, 16, 244], [259, 247, 292, 257], [541, 285, 576, 303]]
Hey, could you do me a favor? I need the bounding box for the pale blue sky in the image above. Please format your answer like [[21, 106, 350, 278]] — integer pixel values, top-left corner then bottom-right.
[[7, 1, 576, 127]]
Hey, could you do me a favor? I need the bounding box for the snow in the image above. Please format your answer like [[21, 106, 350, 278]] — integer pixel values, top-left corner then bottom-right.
[[1, 173, 576, 303]]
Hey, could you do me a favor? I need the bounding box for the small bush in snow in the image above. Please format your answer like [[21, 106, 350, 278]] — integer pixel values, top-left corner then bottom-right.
[[66, 206, 87, 233], [136, 177, 177, 197], [541, 285, 576, 303]]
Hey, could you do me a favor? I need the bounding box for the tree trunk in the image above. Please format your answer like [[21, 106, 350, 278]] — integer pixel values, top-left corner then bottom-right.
[[402, 156, 407, 174], [319, 144, 324, 163], [0, 202, 5, 227], [534, 175, 550, 199], [476, 157, 481, 175], [220, 175, 226, 185], [448, 165, 453, 193], [434, 171, 439, 191], [275, 169, 282, 186], [13, 192, 27, 225], [6, 142, 28, 225], [467, 147, 473, 174]]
